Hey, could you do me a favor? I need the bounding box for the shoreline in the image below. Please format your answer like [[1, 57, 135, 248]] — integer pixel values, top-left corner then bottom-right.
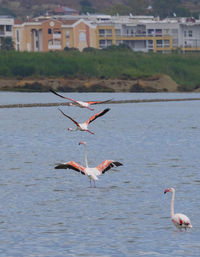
[[1, 98, 200, 108]]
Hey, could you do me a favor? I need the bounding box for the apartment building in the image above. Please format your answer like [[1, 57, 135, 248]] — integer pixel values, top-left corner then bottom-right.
[[9, 14, 200, 53], [0, 16, 14, 48], [95, 15, 177, 53], [94, 15, 200, 53], [179, 18, 200, 50], [13, 17, 96, 52]]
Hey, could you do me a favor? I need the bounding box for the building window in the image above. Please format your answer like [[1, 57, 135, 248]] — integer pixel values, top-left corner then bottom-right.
[[66, 30, 70, 38], [148, 40, 153, 48], [99, 29, 105, 36], [36, 41, 39, 48], [163, 40, 170, 47], [148, 29, 154, 35], [184, 31, 187, 37], [156, 40, 162, 47], [79, 32, 86, 42], [16, 30, 19, 42], [107, 40, 112, 46], [115, 29, 121, 36], [171, 29, 178, 34], [188, 30, 193, 37], [53, 30, 61, 34], [6, 25, 12, 32], [106, 29, 112, 36], [155, 29, 162, 36], [172, 39, 178, 47], [163, 29, 169, 35], [48, 28, 52, 34]]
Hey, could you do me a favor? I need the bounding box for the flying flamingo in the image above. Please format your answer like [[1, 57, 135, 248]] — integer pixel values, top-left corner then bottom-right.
[[164, 187, 192, 229], [57, 107, 110, 134], [55, 141, 123, 187], [50, 89, 112, 111]]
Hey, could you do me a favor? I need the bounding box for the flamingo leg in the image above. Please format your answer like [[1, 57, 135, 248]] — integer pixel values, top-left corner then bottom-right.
[[87, 107, 94, 111], [93, 180, 96, 188], [87, 130, 95, 135], [89, 178, 92, 187]]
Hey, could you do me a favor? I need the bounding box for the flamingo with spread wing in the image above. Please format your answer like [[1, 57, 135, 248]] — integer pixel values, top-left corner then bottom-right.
[[50, 89, 112, 111], [58, 107, 110, 134], [55, 141, 123, 187]]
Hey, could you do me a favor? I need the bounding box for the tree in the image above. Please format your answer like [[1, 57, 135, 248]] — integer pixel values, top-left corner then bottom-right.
[[153, 0, 179, 18], [80, 0, 96, 14], [1, 37, 14, 50]]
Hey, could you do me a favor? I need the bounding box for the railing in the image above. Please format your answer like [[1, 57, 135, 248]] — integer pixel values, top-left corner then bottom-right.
[[113, 33, 170, 38], [48, 45, 62, 50], [53, 34, 61, 39], [99, 33, 112, 37]]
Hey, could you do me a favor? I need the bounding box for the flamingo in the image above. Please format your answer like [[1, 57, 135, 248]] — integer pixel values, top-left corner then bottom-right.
[[55, 141, 123, 187], [50, 89, 112, 111], [57, 107, 110, 134], [164, 187, 192, 229]]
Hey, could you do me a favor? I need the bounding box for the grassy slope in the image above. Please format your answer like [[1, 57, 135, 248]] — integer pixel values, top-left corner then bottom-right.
[[0, 50, 200, 90]]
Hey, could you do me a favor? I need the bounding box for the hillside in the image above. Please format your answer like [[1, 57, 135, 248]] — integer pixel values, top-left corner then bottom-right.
[[0, 0, 200, 19]]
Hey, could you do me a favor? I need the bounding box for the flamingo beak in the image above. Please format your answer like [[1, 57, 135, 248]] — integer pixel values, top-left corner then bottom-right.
[[79, 141, 86, 145], [164, 188, 170, 194]]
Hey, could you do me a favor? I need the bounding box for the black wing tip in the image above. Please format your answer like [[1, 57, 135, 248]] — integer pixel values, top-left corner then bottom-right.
[[57, 108, 65, 115], [114, 161, 123, 166], [50, 88, 56, 93], [105, 99, 113, 103], [104, 108, 111, 112], [55, 164, 63, 169]]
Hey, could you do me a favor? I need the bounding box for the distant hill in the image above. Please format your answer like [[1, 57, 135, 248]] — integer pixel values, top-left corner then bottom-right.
[[0, 0, 200, 19]]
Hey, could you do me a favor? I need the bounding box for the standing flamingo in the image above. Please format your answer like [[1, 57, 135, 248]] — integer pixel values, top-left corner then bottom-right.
[[164, 187, 192, 229], [50, 89, 112, 111], [55, 141, 123, 187], [57, 107, 110, 134]]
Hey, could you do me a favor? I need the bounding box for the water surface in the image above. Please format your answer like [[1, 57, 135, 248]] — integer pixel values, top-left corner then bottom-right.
[[0, 92, 200, 256]]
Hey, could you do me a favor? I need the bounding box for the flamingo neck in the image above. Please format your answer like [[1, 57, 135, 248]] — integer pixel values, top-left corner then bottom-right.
[[171, 189, 175, 218], [83, 144, 88, 167], [68, 127, 77, 132]]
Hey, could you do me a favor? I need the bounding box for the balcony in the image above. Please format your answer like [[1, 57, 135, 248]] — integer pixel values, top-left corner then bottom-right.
[[48, 45, 62, 50], [99, 33, 112, 37], [53, 33, 61, 39]]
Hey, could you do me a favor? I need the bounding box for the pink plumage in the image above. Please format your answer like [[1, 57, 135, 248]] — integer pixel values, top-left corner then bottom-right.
[[164, 187, 192, 229]]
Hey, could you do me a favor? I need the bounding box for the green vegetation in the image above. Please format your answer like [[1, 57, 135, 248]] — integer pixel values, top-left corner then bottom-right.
[[0, 0, 199, 19], [1, 37, 15, 51], [0, 49, 200, 90]]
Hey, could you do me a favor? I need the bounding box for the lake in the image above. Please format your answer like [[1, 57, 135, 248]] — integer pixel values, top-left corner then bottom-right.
[[1, 92, 200, 256]]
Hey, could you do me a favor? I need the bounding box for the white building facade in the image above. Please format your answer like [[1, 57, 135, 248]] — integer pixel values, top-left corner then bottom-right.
[[0, 16, 14, 48]]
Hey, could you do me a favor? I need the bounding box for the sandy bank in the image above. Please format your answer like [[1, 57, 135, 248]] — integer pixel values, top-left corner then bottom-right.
[[0, 74, 179, 92]]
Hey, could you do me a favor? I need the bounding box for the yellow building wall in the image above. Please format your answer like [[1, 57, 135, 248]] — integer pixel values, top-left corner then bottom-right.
[[41, 20, 62, 52]]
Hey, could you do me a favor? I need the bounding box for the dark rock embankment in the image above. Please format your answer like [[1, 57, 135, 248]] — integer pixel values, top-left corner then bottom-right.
[[1, 98, 200, 109], [0, 74, 179, 92]]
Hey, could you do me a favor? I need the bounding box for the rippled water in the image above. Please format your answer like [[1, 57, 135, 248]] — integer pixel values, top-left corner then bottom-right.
[[1, 92, 200, 256]]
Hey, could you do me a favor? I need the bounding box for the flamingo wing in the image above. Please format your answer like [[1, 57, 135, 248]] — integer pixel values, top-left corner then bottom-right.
[[97, 160, 123, 174], [55, 161, 86, 175], [86, 108, 110, 125], [50, 89, 80, 104], [173, 213, 192, 228], [58, 108, 80, 127], [87, 99, 112, 105]]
